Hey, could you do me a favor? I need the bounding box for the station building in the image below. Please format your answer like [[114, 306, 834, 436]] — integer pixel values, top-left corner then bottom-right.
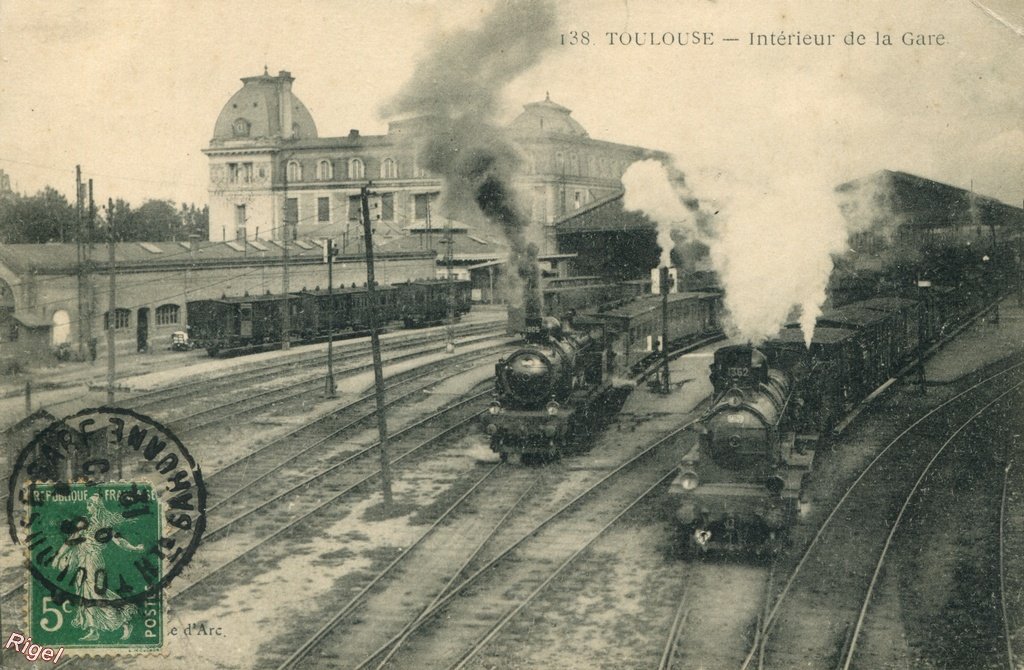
[[204, 70, 660, 257]]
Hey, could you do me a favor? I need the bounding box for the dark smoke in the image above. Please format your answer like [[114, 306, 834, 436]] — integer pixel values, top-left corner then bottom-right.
[[381, 0, 556, 313]]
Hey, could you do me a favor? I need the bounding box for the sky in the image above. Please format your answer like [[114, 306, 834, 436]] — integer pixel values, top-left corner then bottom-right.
[[0, 0, 1021, 209]]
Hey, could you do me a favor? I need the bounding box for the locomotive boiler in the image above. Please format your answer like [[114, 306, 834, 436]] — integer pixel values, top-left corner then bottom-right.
[[484, 316, 609, 462], [671, 345, 815, 553]]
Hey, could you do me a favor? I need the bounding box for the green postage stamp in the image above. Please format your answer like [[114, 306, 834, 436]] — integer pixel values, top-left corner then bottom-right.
[[8, 408, 207, 657], [25, 482, 163, 651]]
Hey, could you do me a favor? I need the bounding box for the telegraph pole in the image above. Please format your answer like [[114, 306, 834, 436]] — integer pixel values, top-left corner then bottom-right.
[[106, 199, 117, 405], [86, 180, 96, 362], [324, 238, 337, 397], [659, 266, 670, 394], [281, 158, 292, 350], [361, 184, 393, 507], [916, 279, 930, 395], [445, 215, 456, 354], [75, 166, 84, 359]]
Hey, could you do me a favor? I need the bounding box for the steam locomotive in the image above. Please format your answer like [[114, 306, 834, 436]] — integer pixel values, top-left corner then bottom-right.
[[484, 316, 610, 462], [669, 290, 983, 554], [486, 291, 722, 462]]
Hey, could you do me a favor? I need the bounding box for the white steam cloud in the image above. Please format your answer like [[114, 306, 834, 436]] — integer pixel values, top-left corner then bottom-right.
[[623, 159, 849, 345]]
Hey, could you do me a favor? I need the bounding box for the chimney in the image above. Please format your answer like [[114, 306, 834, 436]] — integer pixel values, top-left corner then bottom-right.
[[348, 129, 360, 139], [278, 71, 295, 139]]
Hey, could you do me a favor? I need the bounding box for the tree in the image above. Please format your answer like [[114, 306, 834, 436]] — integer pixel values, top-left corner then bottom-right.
[[129, 200, 180, 241], [0, 187, 76, 243]]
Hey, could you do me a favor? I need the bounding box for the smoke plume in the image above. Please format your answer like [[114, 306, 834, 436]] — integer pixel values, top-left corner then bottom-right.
[[623, 159, 849, 346], [382, 0, 556, 314]]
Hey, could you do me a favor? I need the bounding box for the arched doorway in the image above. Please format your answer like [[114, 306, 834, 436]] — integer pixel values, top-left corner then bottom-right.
[[51, 310, 71, 346]]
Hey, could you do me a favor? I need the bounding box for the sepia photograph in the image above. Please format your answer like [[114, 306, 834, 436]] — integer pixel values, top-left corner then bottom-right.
[[1, 0, 1023, 667]]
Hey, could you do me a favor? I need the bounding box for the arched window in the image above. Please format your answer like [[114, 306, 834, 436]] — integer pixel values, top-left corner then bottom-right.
[[568, 153, 580, 176], [380, 158, 397, 179], [555, 152, 565, 173], [156, 304, 180, 326], [316, 160, 333, 181], [349, 158, 365, 180], [104, 308, 131, 330], [286, 160, 302, 182]]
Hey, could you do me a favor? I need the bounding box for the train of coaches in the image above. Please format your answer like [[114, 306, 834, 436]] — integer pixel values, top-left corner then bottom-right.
[[185, 278, 472, 356]]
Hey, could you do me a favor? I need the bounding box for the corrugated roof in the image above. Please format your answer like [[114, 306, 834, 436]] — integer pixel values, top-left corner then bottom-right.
[[375, 231, 506, 262], [0, 240, 432, 275]]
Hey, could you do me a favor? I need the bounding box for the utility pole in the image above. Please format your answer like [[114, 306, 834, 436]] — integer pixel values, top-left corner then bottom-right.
[[445, 215, 455, 354], [87, 179, 95, 362], [659, 266, 671, 394], [281, 157, 292, 350], [75, 166, 84, 359], [361, 184, 393, 507], [989, 220, 1001, 325], [106, 199, 117, 405], [917, 279, 930, 395], [324, 238, 337, 397]]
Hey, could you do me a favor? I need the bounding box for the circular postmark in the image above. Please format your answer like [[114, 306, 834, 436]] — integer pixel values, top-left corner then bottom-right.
[[7, 407, 206, 608]]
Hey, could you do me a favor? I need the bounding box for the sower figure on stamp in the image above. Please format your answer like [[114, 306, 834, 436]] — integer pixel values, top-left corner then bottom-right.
[[53, 493, 144, 641]]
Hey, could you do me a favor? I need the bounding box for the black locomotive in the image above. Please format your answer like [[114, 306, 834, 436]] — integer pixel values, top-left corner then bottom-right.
[[187, 278, 472, 357], [487, 291, 723, 462], [485, 316, 609, 462], [670, 290, 982, 554]]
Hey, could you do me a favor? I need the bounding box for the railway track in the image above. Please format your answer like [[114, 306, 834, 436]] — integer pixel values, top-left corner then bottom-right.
[[122, 321, 502, 413], [261, 332, 724, 669], [657, 587, 690, 670], [156, 332, 509, 432], [0, 346, 509, 607], [1000, 435, 1024, 670], [743, 359, 1024, 669], [273, 416, 696, 669], [47, 381, 497, 669], [0, 332, 508, 520]]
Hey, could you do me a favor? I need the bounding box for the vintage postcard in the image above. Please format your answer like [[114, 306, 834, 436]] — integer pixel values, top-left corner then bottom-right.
[[0, 1, 1022, 668]]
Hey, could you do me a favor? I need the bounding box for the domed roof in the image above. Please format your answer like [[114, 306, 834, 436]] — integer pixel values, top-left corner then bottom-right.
[[508, 94, 589, 138], [211, 69, 318, 143]]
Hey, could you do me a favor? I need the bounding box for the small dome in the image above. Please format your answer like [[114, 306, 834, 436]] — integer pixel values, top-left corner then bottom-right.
[[211, 70, 318, 143], [508, 93, 589, 137]]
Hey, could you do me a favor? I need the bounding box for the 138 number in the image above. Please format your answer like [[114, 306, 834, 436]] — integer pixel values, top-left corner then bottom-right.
[[561, 31, 590, 45]]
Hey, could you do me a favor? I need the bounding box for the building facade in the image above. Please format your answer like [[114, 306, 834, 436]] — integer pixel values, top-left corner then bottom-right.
[[205, 71, 660, 255]]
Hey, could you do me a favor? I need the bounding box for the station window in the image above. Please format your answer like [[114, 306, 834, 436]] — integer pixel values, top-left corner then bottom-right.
[[104, 308, 131, 330], [349, 195, 362, 221], [380, 193, 394, 221], [286, 160, 302, 182], [380, 158, 397, 179], [317, 160, 333, 181], [414, 192, 439, 220], [318, 197, 330, 222], [349, 158, 365, 180], [156, 304, 180, 326]]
